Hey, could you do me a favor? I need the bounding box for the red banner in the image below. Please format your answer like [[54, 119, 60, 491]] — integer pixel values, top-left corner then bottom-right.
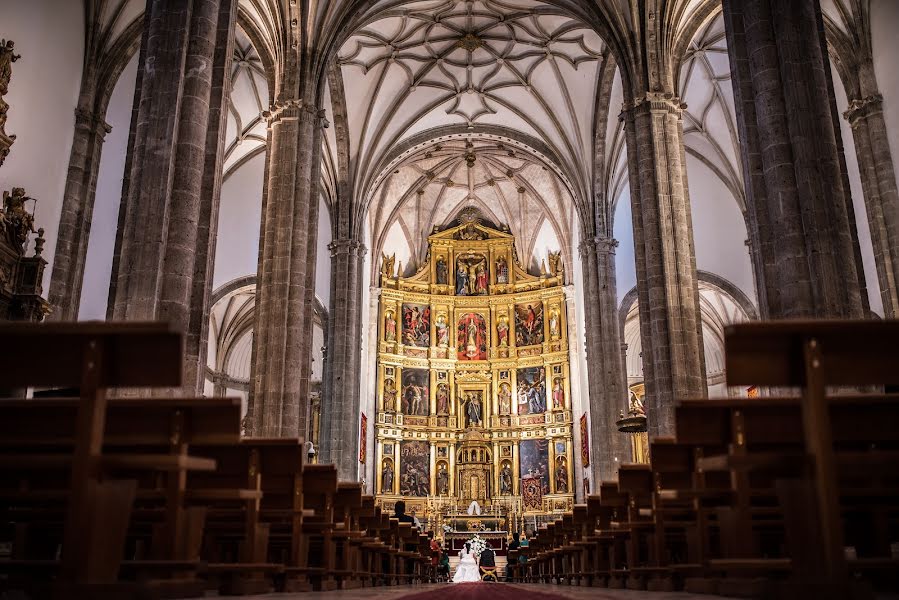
[[521, 475, 544, 510], [359, 413, 367, 464], [580, 413, 590, 466]]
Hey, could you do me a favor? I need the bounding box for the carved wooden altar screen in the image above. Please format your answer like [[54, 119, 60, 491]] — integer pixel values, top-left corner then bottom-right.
[[374, 217, 574, 519]]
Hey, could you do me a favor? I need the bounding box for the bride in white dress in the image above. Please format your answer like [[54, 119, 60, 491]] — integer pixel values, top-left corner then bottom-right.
[[452, 543, 481, 583]]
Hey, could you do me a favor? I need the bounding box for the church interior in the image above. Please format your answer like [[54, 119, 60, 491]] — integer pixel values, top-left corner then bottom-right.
[[0, 0, 898, 598]]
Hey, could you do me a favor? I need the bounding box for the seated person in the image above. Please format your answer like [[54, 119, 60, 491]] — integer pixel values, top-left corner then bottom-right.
[[478, 545, 497, 582], [506, 532, 521, 579]]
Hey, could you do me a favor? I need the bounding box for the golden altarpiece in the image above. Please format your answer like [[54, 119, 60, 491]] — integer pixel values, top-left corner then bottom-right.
[[374, 216, 574, 541]]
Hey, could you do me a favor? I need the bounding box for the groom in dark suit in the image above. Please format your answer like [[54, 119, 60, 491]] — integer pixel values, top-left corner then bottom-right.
[[479, 545, 497, 581]]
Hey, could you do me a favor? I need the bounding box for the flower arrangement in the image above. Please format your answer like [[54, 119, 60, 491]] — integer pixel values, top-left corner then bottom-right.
[[466, 534, 488, 557]]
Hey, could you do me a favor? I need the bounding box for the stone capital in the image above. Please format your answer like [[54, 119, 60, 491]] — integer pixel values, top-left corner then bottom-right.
[[843, 93, 883, 126], [74, 106, 112, 137], [328, 237, 366, 258], [578, 236, 618, 257], [263, 99, 323, 127], [620, 92, 686, 121]]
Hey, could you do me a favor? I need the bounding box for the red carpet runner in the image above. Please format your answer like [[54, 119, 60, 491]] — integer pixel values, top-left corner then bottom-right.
[[395, 583, 569, 600]]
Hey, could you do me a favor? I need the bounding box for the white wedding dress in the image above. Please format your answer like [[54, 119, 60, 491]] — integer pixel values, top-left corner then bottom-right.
[[452, 549, 481, 583]]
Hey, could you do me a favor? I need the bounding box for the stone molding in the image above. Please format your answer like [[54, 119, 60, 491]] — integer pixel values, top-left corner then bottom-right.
[[843, 93, 883, 126], [578, 236, 618, 257], [328, 238, 366, 257], [263, 99, 327, 127], [620, 92, 686, 120], [73, 106, 112, 138]]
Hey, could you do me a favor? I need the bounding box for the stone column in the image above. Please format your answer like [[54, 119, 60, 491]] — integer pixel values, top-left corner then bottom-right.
[[578, 235, 630, 480], [844, 91, 899, 317], [721, 0, 864, 319], [621, 94, 707, 439], [108, 0, 237, 394], [250, 97, 323, 437], [47, 105, 111, 320], [319, 238, 366, 480]]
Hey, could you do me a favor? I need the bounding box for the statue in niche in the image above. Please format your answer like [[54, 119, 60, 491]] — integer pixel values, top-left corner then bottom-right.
[[455, 263, 469, 295], [496, 316, 509, 347], [384, 310, 396, 342], [496, 257, 509, 284], [382, 460, 394, 493], [436, 256, 448, 284], [383, 378, 397, 411], [435, 313, 449, 347], [436, 383, 449, 415], [500, 462, 513, 495], [552, 378, 564, 409], [549, 309, 560, 340], [465, 392, 482, 427], [475, 262, 488, 294], [437, 463, 449, 495], [555, 459, 569, 493], [498, 382, 512, 415]]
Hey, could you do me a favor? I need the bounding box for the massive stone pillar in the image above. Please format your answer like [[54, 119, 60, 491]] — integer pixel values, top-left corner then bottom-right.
[[249, 96, 324, 438], [108, 0, 237, 393], [579, 235, 630, 479], [721, 0, 864, 319], [319, 238, 366, 480], [845, 89, 899, 317], [621, 94, 707, 438], [48, 106, 111, 320]]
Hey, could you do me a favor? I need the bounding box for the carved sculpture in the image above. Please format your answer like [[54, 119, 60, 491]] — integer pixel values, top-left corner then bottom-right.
[[2, 188, 35, 249], [547, 251, 563, 278], [0, 187, 48, 321], [380, 253, 396, 279], [0, 39, 21, 167]]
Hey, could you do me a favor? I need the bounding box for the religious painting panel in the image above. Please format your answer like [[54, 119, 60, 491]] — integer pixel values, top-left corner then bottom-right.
[[401, 368, 430, 416], [516, 366, 546, 415], [519, 439, 549, 509], [514, 302, 544, 346], [400, 441, 431, 497], [455, 254, 488, 296], [456, 312, 487, 360], [401, 303, 430, 347]]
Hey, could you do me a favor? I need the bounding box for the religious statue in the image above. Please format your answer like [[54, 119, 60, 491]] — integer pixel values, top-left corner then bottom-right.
[[498, 383, 512, 415], [629, 390, 645, 416], [436, 383, 449, 415], [496, 316, 509, 347], [496, 257, 508, 284], [467, 500, 482, 515], [547, 251, 563, 279], [382, 460, 394, 493], [380, 253, 396, 279], [437, 464, 449, 495], [383, 378, 397, 411], [555, 460, 569, 493], [475, 262, 488, 294], [2, 188, 35, 248], [549, 309, 560, 340], [384, 310, 397, 342], [500, 463, 513, 495], [466, 392, 482, 427], [0, 39, 20, 144], [456, 263, 469, 295], [435, 256, 448, 284], [457, 222, 483, 240], [465, 319, 478, 356], [467, 262, 478, 295], [405, 383, 426, 415], [436, 313, 449, 347], [552, 378, 564, 409]]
